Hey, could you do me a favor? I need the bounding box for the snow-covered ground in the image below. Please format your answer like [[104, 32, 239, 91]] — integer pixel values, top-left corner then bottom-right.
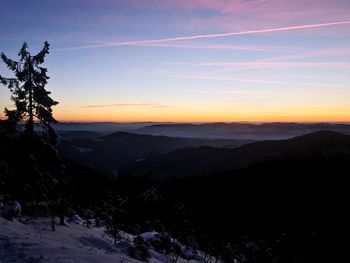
[[0, 217, 201, 263]]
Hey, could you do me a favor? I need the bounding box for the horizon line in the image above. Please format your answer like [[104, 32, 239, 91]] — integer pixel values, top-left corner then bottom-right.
[[53, 120, 350, 124]]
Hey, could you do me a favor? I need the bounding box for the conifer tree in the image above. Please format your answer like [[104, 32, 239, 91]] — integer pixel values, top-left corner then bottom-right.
[[0, 41, 58, 139]]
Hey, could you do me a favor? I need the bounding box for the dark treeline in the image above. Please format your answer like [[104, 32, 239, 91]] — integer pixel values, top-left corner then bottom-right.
[[112, 152, 346, 263]]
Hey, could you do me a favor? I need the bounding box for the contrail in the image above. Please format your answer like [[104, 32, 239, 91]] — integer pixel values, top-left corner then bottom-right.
[[57, 21, 350, 51], [133, 42, 269, 51]]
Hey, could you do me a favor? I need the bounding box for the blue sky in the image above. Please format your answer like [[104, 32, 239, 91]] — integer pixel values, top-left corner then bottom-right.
[[1, 0, 350, 122]]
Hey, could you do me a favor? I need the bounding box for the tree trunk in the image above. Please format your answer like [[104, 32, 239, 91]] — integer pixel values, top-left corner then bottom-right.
[[27, 87, 34, 133], [26, 57, 34, 135], [59, 214, 65, 225]]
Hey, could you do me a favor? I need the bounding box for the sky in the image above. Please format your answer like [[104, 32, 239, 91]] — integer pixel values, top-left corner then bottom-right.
[[0, 0, 350, 122]]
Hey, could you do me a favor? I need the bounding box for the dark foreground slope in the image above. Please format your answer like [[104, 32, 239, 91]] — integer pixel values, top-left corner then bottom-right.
[[1, 130, 346, 262], [124, 130, 350, 179], [115, 131, 347, 262]]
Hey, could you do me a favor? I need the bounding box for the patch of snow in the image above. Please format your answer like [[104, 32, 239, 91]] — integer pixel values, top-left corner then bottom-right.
[[67, 214, 84, 225], [149, 249, 167, 262], [0, 217, 206, 263], [0, 217, 141, 263], [181, 245, 201, 260], [140, 231, 159, 242]]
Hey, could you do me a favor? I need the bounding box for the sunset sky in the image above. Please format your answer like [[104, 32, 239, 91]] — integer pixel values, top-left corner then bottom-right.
[[1, 0, 350, 122]]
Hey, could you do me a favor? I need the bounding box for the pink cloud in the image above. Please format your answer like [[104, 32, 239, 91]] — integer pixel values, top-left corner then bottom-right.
[[162, 0, 350, 26], [91, 0, 350, 33]]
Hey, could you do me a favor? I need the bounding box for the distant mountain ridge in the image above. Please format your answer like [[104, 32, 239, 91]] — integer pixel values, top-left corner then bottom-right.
[[57, 131, 251, 176], [135, 122, 350, 139], [54, 122, 350, 140], [124, 130, 350, 180]]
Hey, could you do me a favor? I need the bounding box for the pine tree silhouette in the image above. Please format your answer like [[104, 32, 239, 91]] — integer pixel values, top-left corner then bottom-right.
[[0, 41, 58, 141]]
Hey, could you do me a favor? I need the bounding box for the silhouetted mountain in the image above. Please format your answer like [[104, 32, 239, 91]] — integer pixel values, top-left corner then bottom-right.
[[135, 122, 350, 139], [57, 132, 251, 176], [50, 122, 350, 140], [124, 130, 350, 179]]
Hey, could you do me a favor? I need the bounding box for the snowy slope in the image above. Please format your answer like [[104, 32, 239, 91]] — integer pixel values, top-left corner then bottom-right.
[[0, 217, 200, 263]]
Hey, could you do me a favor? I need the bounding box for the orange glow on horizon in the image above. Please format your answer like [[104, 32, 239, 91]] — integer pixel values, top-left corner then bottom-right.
[[54, 111, 350, 123], [50, 101, 350, 123], [2, 102, 349, 123]]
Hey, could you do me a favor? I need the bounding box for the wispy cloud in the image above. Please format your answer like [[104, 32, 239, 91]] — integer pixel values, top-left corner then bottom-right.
[[168, 74, 350, 89], [56, 20, 350, 51], [164, 47, 350, 75], [254, 48, 350, 63], [79, 103, 170, 109], [166, 61, 350, 70]]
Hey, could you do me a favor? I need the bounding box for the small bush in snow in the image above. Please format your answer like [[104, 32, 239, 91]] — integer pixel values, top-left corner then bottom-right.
[[151, 232, 172, 254], [2, 200, 21, 220], [128, 236, 150, 261]]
